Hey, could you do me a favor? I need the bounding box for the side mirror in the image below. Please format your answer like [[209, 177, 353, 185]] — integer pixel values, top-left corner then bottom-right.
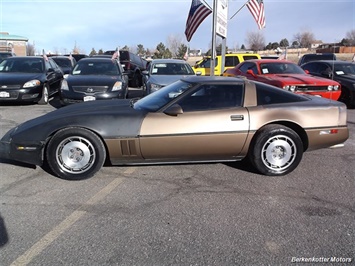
[[164, 104, 183, 116], [246, 69, 256, 77]]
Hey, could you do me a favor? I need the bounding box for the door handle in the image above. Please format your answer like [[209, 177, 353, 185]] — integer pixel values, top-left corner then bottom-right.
[[230, 115, 244, 121]]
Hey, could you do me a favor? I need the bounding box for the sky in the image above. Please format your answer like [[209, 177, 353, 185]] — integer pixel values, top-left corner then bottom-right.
[[0, 0, 354, 55]]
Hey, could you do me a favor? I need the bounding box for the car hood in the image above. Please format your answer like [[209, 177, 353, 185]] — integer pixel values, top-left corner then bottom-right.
[[263, 74, 338, 85], [148, 74, 193, 86], [11, 99, 147, 141], [66, 75, 122, 86], [336, 74, 355, 82], [0, 72, 44, 85]]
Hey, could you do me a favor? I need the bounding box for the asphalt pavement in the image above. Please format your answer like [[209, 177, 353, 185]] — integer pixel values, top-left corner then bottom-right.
[[0, 94, 354, 265]]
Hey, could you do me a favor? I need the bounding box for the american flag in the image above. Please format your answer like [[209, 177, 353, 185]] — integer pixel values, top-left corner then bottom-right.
[[185, 0, 212, 42], [247, 0, 265, 30]]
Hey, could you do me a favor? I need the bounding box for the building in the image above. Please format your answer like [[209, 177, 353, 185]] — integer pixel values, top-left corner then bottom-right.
[[0, 32, 28, 56]]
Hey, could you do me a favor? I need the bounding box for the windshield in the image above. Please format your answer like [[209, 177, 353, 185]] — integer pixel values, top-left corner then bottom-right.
[[134, 80, 194, 111], [53, 58, 73, 67], [259, 62, 305, 74], [72, 60, 120, 75], [0, 58, 44, 73], [195, 58, 217, 68], [150, 62, 195, 75], [334, 63, 355, 75]]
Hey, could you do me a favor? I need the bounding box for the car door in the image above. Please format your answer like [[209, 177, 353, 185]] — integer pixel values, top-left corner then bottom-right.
[[139, 84, 250, 160], [46, 59, 63, 95]]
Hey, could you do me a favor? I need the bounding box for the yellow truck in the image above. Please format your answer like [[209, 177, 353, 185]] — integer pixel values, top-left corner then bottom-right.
[[193, 53, 261, 76]]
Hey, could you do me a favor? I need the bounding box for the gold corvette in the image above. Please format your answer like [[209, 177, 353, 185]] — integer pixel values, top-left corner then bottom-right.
[[0, 76, 349, 180]]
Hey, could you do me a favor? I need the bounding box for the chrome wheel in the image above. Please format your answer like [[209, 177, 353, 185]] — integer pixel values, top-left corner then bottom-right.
[[56, 136, 96, 174], [249, 124, 303, 176], [261, 135, 296, 171]]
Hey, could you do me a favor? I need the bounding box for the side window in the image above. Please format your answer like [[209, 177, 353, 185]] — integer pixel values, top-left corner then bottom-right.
[[239, 62, 256, 74], [225, 56, 239, 67], [49, 59, 58, 70], [177, 84, 243, 112], [45, 60, 51, 71], [243, 55, 259, 60], [256, 82, 307, 105]]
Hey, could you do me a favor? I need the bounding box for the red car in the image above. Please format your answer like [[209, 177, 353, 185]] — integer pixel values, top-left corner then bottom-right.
[[223, 59, 341, 100]]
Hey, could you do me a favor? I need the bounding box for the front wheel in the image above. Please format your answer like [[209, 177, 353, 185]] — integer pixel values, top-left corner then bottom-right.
[[45, 127, 106, 180], [38, 85, 49, 105], [248, 125, 303, 176]]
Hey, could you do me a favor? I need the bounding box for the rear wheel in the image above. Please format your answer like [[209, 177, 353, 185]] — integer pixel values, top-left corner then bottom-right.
[[38, 85, 49, 105], [45, 127, 106, 180], [248, 124, 303, 176]]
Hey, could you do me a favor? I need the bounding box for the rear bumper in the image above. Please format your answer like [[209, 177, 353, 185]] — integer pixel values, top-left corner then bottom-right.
[[306, 126, 349, 151]]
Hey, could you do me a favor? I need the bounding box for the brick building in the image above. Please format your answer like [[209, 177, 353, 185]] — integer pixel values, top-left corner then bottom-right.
[[0, 32, 28, 56]]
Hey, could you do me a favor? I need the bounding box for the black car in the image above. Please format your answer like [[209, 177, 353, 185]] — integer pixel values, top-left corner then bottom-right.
[[297, 53, 336, 66], [301, 60, 355, 108], [51, 55, 76, 75], [60, 57, 128, 105], [0, 52, 16, 62], [0, 56, 63, 104], [104, 50, 147, 87]]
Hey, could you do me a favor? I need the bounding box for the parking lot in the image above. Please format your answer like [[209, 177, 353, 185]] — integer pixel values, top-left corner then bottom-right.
[[0, 94, 354, 265]]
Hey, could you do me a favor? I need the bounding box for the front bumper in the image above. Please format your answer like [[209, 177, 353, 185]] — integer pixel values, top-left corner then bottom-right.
[[0, 87, 42, 103], [0, 128, 44, 166], [60, 90, 126, 105]]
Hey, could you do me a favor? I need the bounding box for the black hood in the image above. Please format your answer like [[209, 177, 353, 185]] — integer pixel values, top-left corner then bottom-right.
[[0, 72, 45, 85]]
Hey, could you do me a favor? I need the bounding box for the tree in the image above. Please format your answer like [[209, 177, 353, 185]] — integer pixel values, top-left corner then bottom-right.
[[293, 30, 315, 49], [137, 44, 146, 57], [177, 43, 188, 59], [240, 44, 246, 50], [121, 45, 130, 51], [153, 42, 172, 59], [279, 38, 289, 48], [166, 34, 184, 57], [246, 31, 265, 52], [26, 42, 36, 56], [345, 29, 355, 46], [89, 48, 97, 56]]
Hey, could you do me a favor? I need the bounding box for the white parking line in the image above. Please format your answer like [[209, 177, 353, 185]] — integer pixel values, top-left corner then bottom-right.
[[10, 167, 136, 266]]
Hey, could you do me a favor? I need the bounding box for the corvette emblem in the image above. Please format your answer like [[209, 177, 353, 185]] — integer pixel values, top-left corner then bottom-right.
[[87, 87, 94, 93]]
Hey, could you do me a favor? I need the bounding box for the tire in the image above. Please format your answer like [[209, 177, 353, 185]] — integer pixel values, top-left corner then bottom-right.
[[130, 71, 141, 88], [38, 85, 49, 105], [45, 127, 106, 180], [339, 88, 355, 109], [248, 124, 303, 176]]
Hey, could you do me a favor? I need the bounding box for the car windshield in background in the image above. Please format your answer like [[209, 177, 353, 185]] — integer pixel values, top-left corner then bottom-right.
[[334, 63, 355, 75], [134, 80, 194, 111], [151, 62, 195, 75], [72, 61, 120, 75], [52, 58, 72, 67], [259, 62, 305, 74], [0, 58, 43, 73]]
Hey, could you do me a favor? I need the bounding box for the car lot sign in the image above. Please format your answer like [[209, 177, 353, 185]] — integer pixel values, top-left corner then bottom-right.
[[216, 0, 228, 38]]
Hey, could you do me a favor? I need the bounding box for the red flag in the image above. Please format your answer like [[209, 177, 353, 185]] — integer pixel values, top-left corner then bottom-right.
[[185, 0, 212, 42], [247, 0, 265, 29]]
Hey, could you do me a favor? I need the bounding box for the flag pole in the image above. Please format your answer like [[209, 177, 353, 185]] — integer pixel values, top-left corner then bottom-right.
[[210, 0, 218, 76], [229, 0, 250, 20]]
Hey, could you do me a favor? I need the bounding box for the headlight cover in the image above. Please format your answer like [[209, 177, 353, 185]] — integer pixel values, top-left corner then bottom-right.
[[151, 83, 163, 92], [112, 81, 123, 91], [60, 80, 69, 91], [23, 80, 41, 88]]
